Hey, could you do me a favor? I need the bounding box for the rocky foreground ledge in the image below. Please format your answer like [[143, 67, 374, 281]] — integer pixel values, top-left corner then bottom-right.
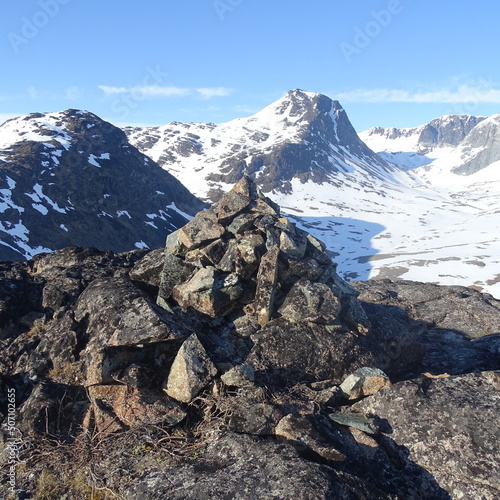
[[0, 177, 499, 499]]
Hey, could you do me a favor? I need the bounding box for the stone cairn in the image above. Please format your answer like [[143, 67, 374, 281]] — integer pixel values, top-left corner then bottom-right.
[[157, 175, 369, 332], [79, 176, 375, 437]]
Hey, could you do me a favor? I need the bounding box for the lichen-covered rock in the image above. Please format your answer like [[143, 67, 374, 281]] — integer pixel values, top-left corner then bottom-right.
[[353, 279, 500, 339], [16, 383, 88, 437], [172, 267, 243, 317], [275, 413, 346, 462], [75, 277, 186, 347], [252, 244, 280, 325], [278, 278, 341, 324], [247, 318, 375, 385], [125, 432, 388, 500], [354, 371, 500, 499], [220, 364, 255, 387], [129, 248, 165, 289], [227, 396, 284, 435], [178, 212, 225, 250], [353, 279, 500, 377], [87, 385, 186, 434]]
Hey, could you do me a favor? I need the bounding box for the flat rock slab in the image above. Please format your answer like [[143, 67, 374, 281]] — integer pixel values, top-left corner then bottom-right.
[[354, 371, 500, 499], [126, 432, 388, 500], [87, 385, 186, 434], [247, 318, 375, 385]]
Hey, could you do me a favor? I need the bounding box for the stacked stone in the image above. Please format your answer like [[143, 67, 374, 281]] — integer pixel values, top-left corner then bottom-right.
[[157, 175, 356, 329]]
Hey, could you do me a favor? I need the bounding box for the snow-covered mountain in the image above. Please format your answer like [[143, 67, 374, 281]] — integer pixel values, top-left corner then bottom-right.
[[126, 90, 500, 298], [0, 110, 205, 261], [124, 89, 396, 201], [360, 113, 500, 209], [359, 115, 487, 170]]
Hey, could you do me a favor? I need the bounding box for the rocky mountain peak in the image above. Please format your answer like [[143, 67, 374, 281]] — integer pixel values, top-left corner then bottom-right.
[[419, 114, 486, 151], [452, 113, 500, 175], [252, 89, 353, 143], [361, 114, 486, 155]]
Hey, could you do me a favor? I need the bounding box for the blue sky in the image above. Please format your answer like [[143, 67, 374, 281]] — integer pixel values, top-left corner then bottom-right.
[[1, 0, 499, 131]]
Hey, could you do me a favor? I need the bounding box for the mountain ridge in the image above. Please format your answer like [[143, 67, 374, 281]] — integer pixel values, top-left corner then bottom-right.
[[124, 89, 396, 202]]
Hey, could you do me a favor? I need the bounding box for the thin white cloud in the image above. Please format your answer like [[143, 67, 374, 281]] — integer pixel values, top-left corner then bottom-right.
[[196, 87, 233, 98], [98, 85, 233, 99], [98, 85, 190, 97], [336, 84, 500, 104]]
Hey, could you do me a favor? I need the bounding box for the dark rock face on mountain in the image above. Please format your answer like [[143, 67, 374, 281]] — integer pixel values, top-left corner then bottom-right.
[[422, 115, 485, 149], [0, 178, 498, 499], [364, 115, 486, 155], [0, 110, 206, 261], [452, 114, 500, 175], [203, 91, 392, 195]]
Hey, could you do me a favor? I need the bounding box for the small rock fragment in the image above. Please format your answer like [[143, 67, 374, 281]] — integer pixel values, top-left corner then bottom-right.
[[340, 367, 391, 400], [221, 364, 255, 387], [275, 413, 346, 462], [328, 412, 381, 435]]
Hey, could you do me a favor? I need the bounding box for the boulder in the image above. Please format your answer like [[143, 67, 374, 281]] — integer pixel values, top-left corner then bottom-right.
[[164, 334, 217, 403], [278, 278, 341, 324], [178, 212, 225, 250], [220, 364, 255, 387], [252, 244, 280, 325], [247, 318, 375, 385], [172, 267, 243, 318]]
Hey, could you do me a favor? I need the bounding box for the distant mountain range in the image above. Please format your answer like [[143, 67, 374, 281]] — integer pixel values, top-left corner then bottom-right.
[[1, 91, 499, 296]]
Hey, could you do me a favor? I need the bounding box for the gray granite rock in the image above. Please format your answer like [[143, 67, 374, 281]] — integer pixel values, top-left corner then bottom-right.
[[164, 334, 217, 403]]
